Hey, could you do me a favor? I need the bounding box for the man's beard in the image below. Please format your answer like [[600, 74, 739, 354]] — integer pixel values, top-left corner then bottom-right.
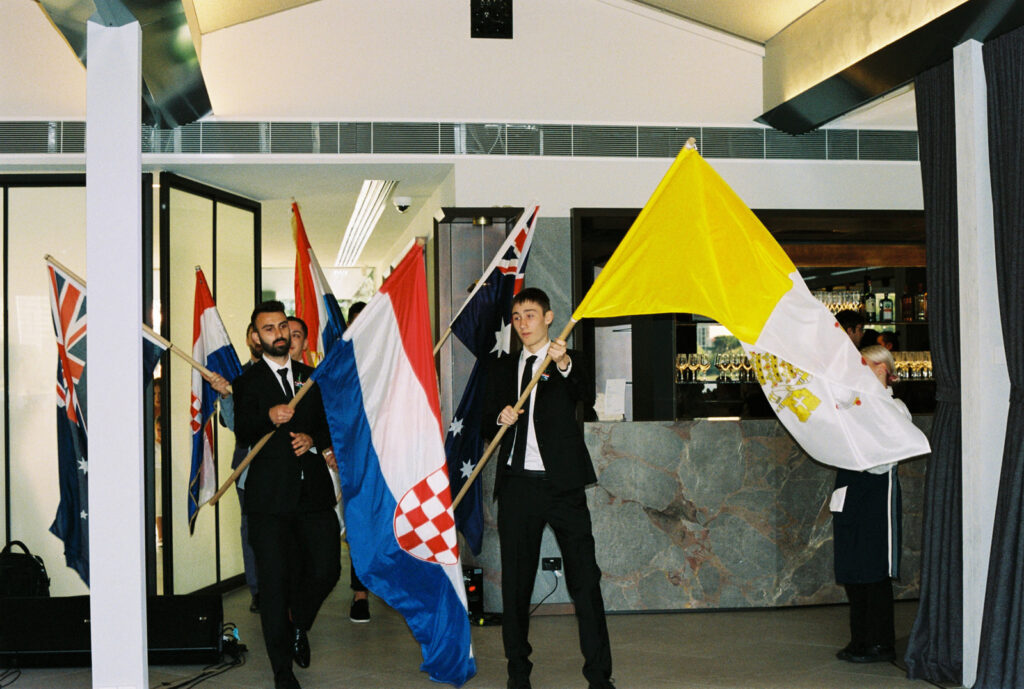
[[260, 335, 289, 357]]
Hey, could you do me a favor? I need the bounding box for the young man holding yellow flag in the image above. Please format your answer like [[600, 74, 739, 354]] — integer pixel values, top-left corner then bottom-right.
[[482, 287, 614, 689]]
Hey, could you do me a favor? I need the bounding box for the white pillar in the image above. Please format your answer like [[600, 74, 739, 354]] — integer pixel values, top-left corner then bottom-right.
[[86, 16, 147, 689], [953, 38, 1010, 688]]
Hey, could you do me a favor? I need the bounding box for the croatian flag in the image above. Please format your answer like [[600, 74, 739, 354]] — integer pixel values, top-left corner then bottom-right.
[[189, 268, 243, 533], [445, 204, 538, 554], [311, 246, 475, 686], [293, 201, 346, 363]]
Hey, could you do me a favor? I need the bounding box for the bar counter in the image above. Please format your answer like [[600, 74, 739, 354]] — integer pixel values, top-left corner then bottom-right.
[[466, 417, 930, 613]]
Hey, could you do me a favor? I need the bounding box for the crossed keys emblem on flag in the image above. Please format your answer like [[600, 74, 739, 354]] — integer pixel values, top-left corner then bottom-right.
[[751, 352, 823, 423], [393, 468, 460, 565]]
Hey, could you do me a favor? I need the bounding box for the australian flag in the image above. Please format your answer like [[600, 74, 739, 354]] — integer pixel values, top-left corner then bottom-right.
[[445, 205, 538, 554], [46, 259, 90, 585]]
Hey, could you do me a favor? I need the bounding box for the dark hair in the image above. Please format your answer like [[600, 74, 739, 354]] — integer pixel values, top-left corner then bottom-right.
[[878, 331, 900, 350], [512, 287, 551, 313], [287, 316, 309, 338], [347, 301, 366, 326], [835, 309, 866, 331], [250, 300, 287, 328]]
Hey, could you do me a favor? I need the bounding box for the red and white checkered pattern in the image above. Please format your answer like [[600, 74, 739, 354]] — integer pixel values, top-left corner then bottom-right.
[[393, 468, 459, 565]]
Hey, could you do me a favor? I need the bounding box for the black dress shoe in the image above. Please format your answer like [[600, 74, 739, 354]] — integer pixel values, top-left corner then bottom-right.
[[293, 627, 310, 668], [274, 668, 302, 689], [506, 678, 532, 689], [249, 593, 260, 613], [847, 644, 896, 663], [836, 643, 863, 661]]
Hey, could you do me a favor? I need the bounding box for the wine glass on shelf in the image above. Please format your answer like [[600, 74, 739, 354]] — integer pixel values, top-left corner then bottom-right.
[[675, 354, 687, 383], [688, 353, 701, 382], [923, 351, 933, 379], [741, 353, 754, 383], [892, 351, 907, 381], [714, 353, 728, 382], [698, 352, 712, 381]]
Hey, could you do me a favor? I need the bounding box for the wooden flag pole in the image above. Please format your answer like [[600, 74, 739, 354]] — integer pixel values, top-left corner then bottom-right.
[[44, 254, 231, 392], [451, 318, 578, 510], [433, 326, 452, 356], [142, 323, 233, 394], [207, 379, 318, 506]]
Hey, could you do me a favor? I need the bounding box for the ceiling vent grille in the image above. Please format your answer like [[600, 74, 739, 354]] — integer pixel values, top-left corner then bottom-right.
[[858, 130, 919, 161], [506, 124, 571, 156], [766, 129, 827, 160], [638, 126, 700, 158], [0, 121, 918, 162], [703, 127, 765, 158], [573, 125, 637, 157], [826, 130, 859, 160], [372, 122, 440, 154]]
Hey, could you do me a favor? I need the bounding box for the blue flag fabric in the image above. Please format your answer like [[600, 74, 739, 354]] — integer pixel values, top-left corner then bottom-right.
[[46, 260, 90, 585], [445, 206, 537, 554]]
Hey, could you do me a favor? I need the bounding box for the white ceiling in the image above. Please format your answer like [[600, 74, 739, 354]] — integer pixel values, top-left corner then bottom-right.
[[634, 0, 827, 43], [159, 162, 453, 268]]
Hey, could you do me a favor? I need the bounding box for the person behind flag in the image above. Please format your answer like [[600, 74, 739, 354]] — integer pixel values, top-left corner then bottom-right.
[[482, 287, 613, 689], [836, 309, 867, 347], [215, 322, 264, 613], [233, 301, 340, 689], [343, 301, 372, 624], [832, 344, 905, 664], [288, 316, 311, 364]]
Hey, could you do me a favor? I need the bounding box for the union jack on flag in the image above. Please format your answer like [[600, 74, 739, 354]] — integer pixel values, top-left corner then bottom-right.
[[46, 258, 90, 585]]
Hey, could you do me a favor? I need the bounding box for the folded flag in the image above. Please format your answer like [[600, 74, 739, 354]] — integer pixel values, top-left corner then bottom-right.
[[143, 327, 169, 380], [45, 258, 90, 585], [293, 201, 346, 363], [573, 148, 930, 470], [446, 204, 538, 554], [311, 246, 475, 686], [189, 268, 244, 533]]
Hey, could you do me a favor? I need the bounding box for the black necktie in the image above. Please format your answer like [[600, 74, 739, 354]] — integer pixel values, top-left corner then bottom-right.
[[277, 368, 294, 401], [510, 355, 537, 471]]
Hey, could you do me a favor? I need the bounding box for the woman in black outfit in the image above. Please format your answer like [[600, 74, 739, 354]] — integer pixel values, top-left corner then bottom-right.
[[833, 344, 907, 663]]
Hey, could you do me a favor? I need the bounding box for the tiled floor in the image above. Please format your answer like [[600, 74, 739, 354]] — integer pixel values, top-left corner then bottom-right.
[[7, 589, 945, 689]]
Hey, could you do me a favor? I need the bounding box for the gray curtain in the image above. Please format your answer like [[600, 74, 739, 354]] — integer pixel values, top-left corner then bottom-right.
[[904, 59, 963, 685], [975, 25, 1024, 689]]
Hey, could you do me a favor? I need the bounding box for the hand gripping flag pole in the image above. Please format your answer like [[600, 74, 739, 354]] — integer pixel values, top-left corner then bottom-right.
[[42, 255, 229, 392], [207, 379, 317, 506]]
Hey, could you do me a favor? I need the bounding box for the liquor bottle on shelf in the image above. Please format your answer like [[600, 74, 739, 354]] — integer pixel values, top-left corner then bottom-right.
[[863, 273, 876, 322], [915, 282, 928, 321], [900, 287, 915, 322], [880, 281, 894, 322]]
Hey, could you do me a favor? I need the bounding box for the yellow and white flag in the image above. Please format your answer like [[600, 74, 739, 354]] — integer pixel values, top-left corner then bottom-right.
[[573, 147, 930, 471]]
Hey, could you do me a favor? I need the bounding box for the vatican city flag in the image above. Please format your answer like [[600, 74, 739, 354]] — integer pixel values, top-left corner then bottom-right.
[[574, 147, 930, 471]]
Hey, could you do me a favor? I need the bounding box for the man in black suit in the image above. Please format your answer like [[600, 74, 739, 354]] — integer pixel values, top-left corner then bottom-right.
[[233, 301, 340, 689], [482, 288, 614, 689]]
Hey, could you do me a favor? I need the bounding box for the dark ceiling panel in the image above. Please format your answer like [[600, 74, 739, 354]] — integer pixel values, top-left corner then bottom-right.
[[758, 0, 1024, 134]]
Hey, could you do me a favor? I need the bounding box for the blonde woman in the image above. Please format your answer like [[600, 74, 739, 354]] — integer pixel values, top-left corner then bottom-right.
[[832, 345, 907, 663]]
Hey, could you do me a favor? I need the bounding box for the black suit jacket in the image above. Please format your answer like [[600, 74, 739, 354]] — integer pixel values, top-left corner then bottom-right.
[[233, 359, 335, 514], [482, 347, 596, 497]]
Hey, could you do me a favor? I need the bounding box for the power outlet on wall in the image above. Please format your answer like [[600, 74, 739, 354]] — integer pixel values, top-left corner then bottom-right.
[[541, 557, 562, 571]]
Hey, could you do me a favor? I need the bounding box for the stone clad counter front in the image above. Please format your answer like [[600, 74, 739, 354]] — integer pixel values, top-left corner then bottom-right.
[[468, 418, 929, 613]]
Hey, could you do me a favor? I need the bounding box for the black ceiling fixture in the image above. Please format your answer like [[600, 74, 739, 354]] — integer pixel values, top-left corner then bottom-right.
[[471, 0, 513, 39]]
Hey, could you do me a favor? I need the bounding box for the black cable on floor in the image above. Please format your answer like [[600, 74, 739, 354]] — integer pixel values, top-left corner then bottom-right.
[[150, 623, 247, 689], [528, 572, 560, 616], [0, 668, 21, 687]]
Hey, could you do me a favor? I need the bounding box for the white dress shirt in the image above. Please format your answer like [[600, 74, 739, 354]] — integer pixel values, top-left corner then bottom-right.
[[509, 340, 572, 471], [263, 354, 295, 397]]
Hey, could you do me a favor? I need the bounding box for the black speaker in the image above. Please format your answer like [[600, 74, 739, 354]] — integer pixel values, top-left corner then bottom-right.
[[462, 566, 484, 623], [0, 595, 222, 667]]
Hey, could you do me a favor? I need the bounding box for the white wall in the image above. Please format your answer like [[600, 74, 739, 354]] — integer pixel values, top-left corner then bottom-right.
[[451, 157, 924, 215], [373, 169, 456, 279], [199, 0, 764, 125]]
